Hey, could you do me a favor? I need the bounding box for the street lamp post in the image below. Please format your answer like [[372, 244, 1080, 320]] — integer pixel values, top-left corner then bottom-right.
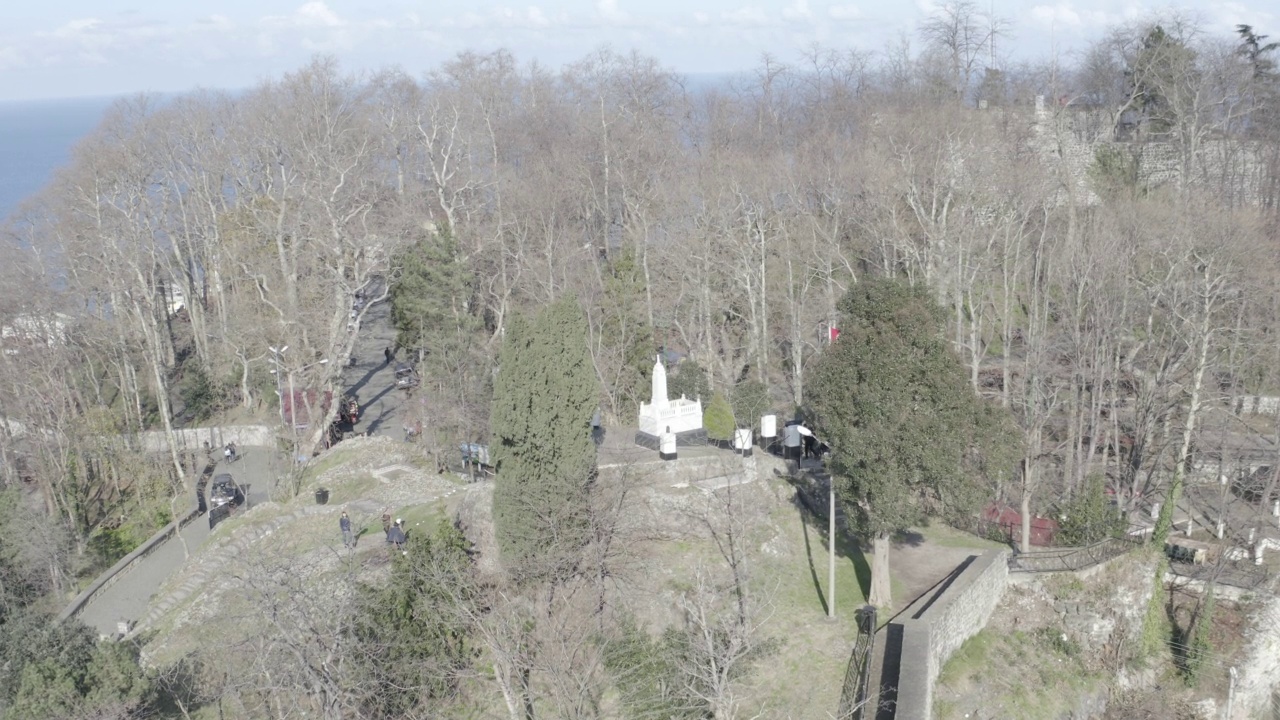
[[269, 345, 289, 426], [798, 424, 836, 618]]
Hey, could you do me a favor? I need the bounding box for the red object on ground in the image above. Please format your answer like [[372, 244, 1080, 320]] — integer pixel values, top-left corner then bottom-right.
[[982, 502, 1060, 546], [829, 326, 840, 342], [282, 389, 333, 430]]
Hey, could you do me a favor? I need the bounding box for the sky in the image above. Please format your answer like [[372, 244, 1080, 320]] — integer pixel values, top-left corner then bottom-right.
[[0, 0, 1276, 102]]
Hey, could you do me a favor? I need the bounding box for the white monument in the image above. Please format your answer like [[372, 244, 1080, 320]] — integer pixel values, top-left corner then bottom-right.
[[637, 355, 705, 448]]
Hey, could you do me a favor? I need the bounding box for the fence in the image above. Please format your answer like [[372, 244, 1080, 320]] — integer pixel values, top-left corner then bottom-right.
[[1169, 559, 1271, 591], [1008, 535, 1142, 573], [57, 504, 202, 627], [57, 458, 219, 627], [836, 607, 878, 720]]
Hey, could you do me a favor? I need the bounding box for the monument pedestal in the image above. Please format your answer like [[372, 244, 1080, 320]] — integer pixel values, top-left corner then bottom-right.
[[636, 354, 705, 452], [635, 427, 708, 450]]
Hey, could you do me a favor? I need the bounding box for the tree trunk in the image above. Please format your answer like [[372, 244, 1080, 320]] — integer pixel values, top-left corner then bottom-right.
[[1020, 480, 1033, 553], [1153, 303, 1214, 546], [869, 532, 892, 608]]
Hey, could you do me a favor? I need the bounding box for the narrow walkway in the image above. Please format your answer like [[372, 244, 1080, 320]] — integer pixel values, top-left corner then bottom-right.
[[77, 446, 276, 637], [342, 299, 414, 441]]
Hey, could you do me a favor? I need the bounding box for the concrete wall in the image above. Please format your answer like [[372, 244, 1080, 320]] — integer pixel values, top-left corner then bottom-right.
[[137, 424, 275, 454], [57, 504, 202, 628], [891, 549, 1010, 720], [1236, 395, 1280, 416], [1030, 104, 1270, 208], [1230, 594, 1280, 719]]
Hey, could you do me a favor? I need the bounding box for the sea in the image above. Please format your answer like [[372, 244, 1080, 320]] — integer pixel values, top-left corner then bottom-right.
[[0, 96, 118, 223], [0, 75, 738, 224]]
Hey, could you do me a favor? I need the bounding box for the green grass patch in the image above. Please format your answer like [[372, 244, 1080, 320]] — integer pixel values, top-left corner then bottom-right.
[[915, 522, 1008, 550], [938, 629, 994, 686], [323, 473, 379, 506], [305, 446, 363, 479], [936, 626, 1102, 720], [772, 503, 870, 617]]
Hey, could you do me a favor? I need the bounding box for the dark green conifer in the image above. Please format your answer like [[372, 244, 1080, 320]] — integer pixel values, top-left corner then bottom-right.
[[490, 297, 600, 580]]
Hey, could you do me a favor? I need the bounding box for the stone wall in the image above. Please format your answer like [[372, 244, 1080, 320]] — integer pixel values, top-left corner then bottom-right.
[[1236, 395, 1280, 416], [1229, 594, 1280, 719], [137, 424, 276, 454], [1030, 103, 1271, 208], [891, 549, 1010, 720]]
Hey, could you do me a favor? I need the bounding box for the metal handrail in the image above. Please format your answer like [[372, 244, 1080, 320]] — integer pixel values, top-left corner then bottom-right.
[[1009, 534, 1142, 573]]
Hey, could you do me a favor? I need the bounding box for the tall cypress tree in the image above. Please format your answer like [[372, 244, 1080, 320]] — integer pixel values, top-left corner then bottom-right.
[[807, 278, 1018, 607], [389, 226, 477, 367], [490, 297, 600, 581]]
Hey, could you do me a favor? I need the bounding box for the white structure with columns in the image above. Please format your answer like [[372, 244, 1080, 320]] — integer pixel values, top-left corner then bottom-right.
[[637, 355, 704, 447]]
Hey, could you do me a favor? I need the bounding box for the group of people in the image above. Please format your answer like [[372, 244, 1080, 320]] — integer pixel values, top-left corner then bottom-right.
[[338, 507, 407, 553], [201, 440, 239, 463]]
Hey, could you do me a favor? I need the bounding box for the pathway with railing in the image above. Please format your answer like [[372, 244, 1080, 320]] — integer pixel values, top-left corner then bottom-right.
[[1007, 535, 1143, 574], [64, 446, 278, 637]]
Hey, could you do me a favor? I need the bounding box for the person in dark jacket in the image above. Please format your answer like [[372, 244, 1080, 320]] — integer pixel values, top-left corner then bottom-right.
[[384, 346, 394, 365], [387, 519, 407, 554], [340, 511, 353, 548]]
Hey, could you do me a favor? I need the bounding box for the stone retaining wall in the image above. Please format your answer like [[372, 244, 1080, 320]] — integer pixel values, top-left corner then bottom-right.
[[891, 549, 1010, 720], [1231, 594, 1280, 719], [138, 424, 275, 454], [57, 504, 202, 628]]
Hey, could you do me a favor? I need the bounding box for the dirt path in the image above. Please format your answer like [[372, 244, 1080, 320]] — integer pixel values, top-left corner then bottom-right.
[[889, 528, 1004, 609]]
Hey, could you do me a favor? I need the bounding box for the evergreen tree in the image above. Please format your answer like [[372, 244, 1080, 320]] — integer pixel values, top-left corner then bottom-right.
[[490, 298, 600, 580], [730, 380, 769, 430], [668, 360, 710, 403], [351, 522, 476, 716], [604, 616, 706, 719], [389, 225, 478, 368], [1127, 25, 1197, 134], [601, 248, 655, 418], [1057, 473, 1126, 546], [703, 392, 735, 442], [807, 278, 1018, 607]]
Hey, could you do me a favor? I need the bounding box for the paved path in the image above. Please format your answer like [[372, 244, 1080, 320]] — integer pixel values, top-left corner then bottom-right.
[[78, 447, 277, 637], [342, 299, 415, 441]]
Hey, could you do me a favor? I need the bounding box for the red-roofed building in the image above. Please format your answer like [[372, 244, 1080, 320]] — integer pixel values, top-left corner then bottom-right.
[[982, 502, 1060, 546]]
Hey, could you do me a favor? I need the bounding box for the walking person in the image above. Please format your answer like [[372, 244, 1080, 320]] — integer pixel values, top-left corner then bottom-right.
[[384, 346, 393, 365], [340, 511, 354, 549], [387, 519, 407, 554]]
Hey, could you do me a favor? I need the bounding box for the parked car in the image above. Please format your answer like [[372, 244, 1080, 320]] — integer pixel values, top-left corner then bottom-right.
[[209, 474, 244, 509], [207, 474, 246, 529], [394, 362, 420, 390]]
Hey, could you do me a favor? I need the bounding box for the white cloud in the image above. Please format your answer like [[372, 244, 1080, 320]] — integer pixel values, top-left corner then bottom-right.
[[199, 15, 235, 31], [693, 11, 711, 24], [598, 0, 631, 24], [782, 0, 813, 21], [828, 4, 862, 20], [1028, 1, 1119, 30], [528, 6, 551, 28], [1030, 2, 1084, 27], [295, 1, 344, 28], [721, 6, 770, 26], [258, 1, 347, 31], [51, 18, 100, 39], [0, 46, 23, 72], [441, 6, 560, 31]]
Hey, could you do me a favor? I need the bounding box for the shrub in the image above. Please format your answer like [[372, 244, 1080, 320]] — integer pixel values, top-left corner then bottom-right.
[[669, 360, 710, 402], [704, 392, 735, 442], [730, 379, 769, 427], [1057, 474, 1126, 546], [178, 365, 226, 422]]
